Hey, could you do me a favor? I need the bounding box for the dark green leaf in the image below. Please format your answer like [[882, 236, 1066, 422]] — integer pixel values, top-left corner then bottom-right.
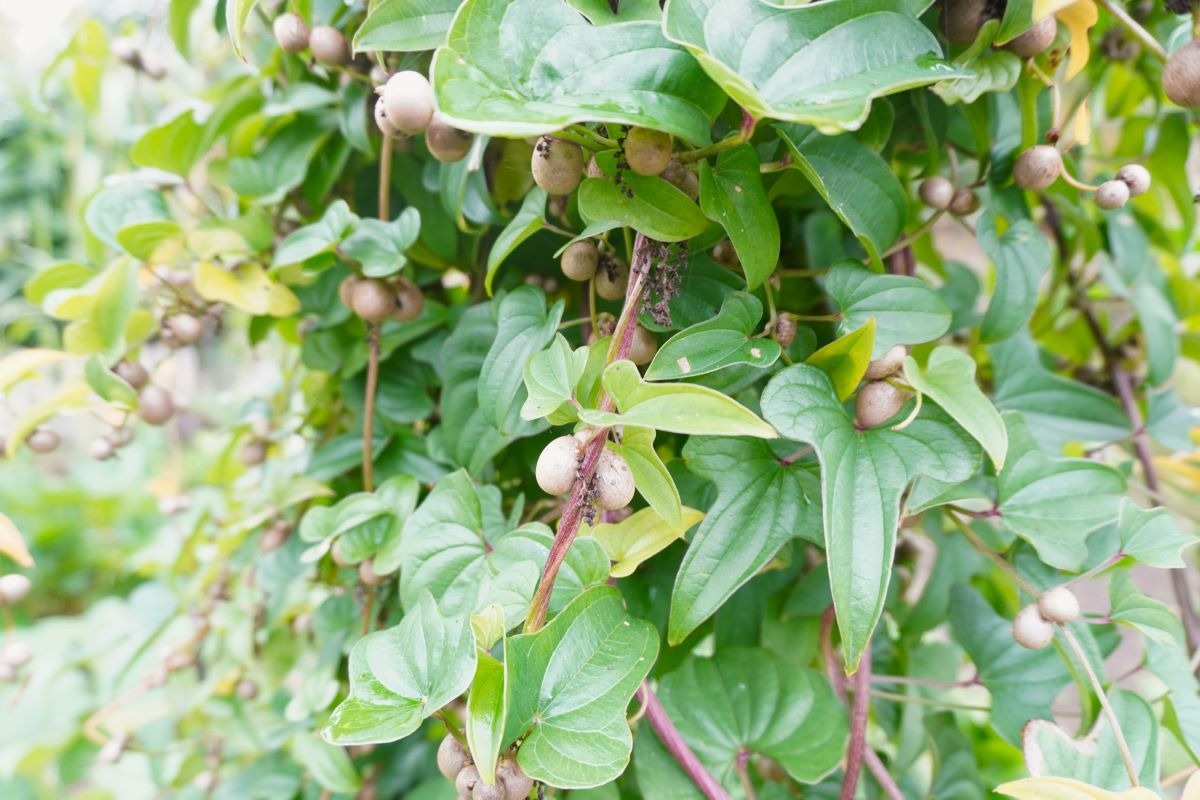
[[762, 364, 981, 670], [432, 0, 725, 144], [698, 146, 779, 288], [824, 261, 951, 358], [479, 287, 564, 433], [669, 437, 821, 644], [978, 215, 1053, 343], [663, 0, 962, 131]]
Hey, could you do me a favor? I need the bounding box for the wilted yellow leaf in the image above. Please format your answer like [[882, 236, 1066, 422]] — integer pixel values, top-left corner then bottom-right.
[[0, 513, 34, 568], [585, 506, 704, 578], [195, 261, 300, 317], [996, 777, 1162, 800], [0, 349, 75, 393], [1035, 0, 1098, 79]]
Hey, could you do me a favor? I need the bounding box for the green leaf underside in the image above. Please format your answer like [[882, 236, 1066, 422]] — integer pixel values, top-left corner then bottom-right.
[[505, 587, 659, 788], [997, 415, 1125, 571], [663, 0, 965, 132], [762, 364, 981, 671], [432, 0, 726, 144], [324, 593, 477, 745]]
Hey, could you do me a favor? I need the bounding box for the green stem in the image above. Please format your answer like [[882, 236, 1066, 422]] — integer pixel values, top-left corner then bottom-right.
[[677, 133, 746, 164], [946, 511, 1041, 598], [1058, 625, 1141, 786], [881, 210, 945, 259], [558, 125, 616, 151]]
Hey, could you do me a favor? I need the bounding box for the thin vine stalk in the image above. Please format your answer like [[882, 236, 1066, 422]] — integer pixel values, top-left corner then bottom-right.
[[523, 233, 651, 633], [638, 683, 732, 800]]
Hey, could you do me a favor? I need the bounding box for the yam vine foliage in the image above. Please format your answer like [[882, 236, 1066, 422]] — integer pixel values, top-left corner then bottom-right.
[[7, 0, 1200, 798]]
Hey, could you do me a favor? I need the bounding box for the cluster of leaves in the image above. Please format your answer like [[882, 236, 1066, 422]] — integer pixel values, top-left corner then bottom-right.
[[2, 0, 1200, 799]]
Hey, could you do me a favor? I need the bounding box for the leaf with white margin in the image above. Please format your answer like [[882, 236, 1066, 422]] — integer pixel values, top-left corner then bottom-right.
[[1023, 690, 1160, 792], [662, 0, 964, 132], [432, 0, 726, 143]]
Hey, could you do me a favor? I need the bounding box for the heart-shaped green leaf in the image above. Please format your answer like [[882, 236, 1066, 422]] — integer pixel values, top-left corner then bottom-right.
[[761, 364, 981, 670], [997, 415, 1124, 570], [323, 593, 477, 745], [505, 586, 658, 788], [979, 215, 1054, 343], [479, 286, 564, 433], [824, 261, 952, 358], [990, 334, 1130, 449], [904, 347, 1008, 470], [646, 293, 779, 381], [663, 0, 963, 131], [521, 334, 590, 422], [1108, 572, 1181, 646], [949, 585, 1072, 746], [397, 470, 608, 624], [776, 125, 907, 265], [698, 146, 779, 288], [341, 208, 422, 278], [637, 648, 847, 795], [669, 437, 821, 645], [1116, 499, 1197, 569], [432, 0, 726, 143]]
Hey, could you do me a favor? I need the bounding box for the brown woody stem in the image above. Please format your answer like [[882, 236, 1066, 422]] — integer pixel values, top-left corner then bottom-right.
[[523, 234, 651, 632], [840, 644, 872, 800], [362, 325, 380, 492]]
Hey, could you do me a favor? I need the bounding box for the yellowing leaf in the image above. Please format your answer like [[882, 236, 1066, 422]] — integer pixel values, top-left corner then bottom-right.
[[0, 349, 75, 393], [804, 318, 875, 401], [1072, 99, 1092, 147], [1181, 771, 1200, 800], [195, 261, 300, 317], [1046, 0, 1098, 79], [996, 777, 1162, 800], [584, 506, 704, 578], [6, 383, 93, 457], [0, 513, 34, 568]]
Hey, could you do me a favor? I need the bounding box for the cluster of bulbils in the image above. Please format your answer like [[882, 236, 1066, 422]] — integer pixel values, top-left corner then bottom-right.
[[536, 432, 635, 512], [338, 272, 425, 324], [1012, 586, 1081, 649], [1013, 145, 1152, 210], [437, 735, 534, 800], [0, 574, 33, 685]]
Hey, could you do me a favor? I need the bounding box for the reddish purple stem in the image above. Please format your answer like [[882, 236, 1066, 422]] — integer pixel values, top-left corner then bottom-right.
[[639, 684, 733, 800]]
